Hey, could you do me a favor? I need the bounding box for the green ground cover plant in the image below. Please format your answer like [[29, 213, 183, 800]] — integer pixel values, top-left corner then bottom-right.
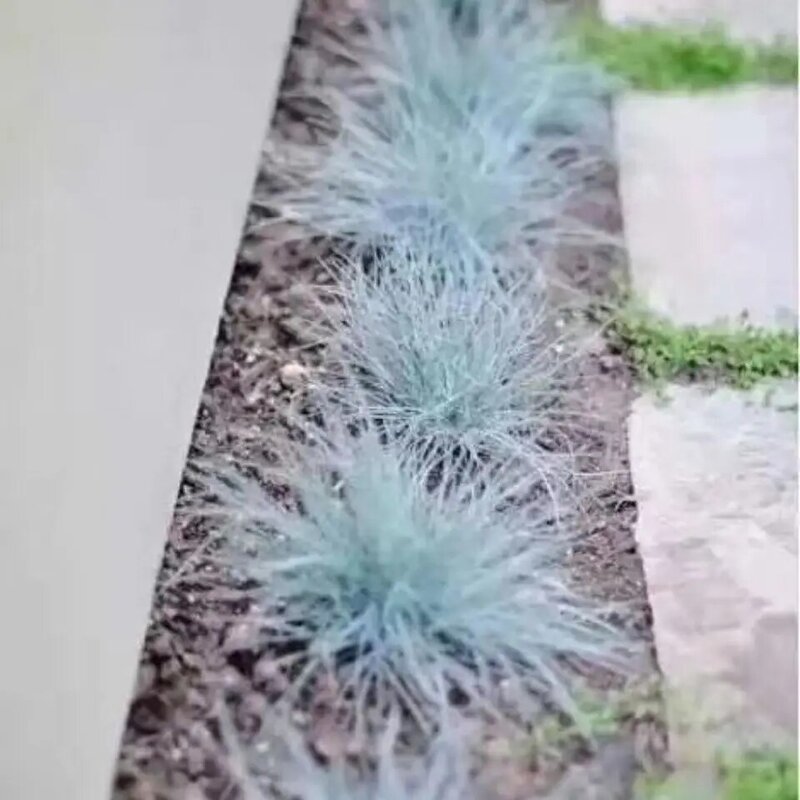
[[611, 303, 798, 388], [638, 750, 798, 800], [575, 18, 797, 90], [722, 751, 799, 800], [523, 677, 663, 766]]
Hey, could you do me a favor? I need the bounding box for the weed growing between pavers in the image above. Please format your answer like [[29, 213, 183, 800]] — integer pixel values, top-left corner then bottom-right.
[[574, 18, 798, 91], [722, 751, 799, 800], [637, 750, 798, 800], [520, 683, 797, 800], [610, 303, 798, 388], [522, 677, 663, 770]]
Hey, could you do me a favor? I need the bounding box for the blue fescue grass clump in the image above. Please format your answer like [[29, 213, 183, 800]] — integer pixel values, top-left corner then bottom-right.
[[224, 710, 474, 800], [276, 745, 469, 800], [262, 0, 611, 258], [315, 243, 575, 484], [273, 717, 472, 800], [276, 755, 466, 800], [192, 420, 631, 730]]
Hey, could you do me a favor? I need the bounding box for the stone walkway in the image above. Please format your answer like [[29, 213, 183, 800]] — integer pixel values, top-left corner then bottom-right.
[[607, 0, 799, 766], [631, 384, 797, 758], [616, 88, 797, 329]]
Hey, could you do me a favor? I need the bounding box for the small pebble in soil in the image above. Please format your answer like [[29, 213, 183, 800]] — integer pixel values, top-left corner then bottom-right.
[[598, 355, 617, 373], [277, 316, 312, 344], [279, 362, 309, 389]]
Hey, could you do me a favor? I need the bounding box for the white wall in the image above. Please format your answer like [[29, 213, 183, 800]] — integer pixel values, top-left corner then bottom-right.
[[0, 1, 298, 797]]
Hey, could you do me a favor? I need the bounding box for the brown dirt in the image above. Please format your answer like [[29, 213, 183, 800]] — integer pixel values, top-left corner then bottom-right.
[[112, 2, 667, 798]]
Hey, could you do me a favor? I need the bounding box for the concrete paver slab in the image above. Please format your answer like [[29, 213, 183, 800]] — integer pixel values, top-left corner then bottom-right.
[[630, 383, 798, 760], [601, 0, 797, 44], [615, 88, 798, 329]]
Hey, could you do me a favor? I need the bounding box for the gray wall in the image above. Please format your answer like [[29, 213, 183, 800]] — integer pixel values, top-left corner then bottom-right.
[[0, 0, 298, 796]]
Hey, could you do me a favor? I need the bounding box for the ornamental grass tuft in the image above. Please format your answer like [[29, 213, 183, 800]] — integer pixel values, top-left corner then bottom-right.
[[222, 709, 474, 800], [189, 419, 632, 731], [261, 0, 611, 259], [313, 241, 579, 490]]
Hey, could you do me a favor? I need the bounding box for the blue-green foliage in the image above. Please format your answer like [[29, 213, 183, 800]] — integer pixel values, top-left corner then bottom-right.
[[264, 0, 610, 258], [277, 752, 467, 800], [191, 421, 631, 728], [317, 242, 573, 485], [272, 717, 472, 800], [226, 711, 473, 800]]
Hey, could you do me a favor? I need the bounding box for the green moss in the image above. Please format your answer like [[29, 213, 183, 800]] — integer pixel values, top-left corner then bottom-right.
[[722, 752, 798, 800], [518, 680, 797, 800], [638, 752, 798, 800], [574, 19, 797, 90], [611, 305, 798, 388]]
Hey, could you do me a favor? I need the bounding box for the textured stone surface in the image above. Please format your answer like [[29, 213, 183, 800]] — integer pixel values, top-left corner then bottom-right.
[[601, 0, 797, 43], [630, 383, 798, 760], [615, 88, 798, 329]]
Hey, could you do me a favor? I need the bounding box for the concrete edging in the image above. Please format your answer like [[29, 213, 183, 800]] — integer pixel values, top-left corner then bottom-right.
[[0, 1, 298, 797]]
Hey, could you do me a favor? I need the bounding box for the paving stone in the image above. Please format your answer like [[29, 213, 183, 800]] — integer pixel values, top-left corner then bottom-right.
[[629, 383, 798, 761], [615, 88, 798, 330], [601, 0, 797, 43]]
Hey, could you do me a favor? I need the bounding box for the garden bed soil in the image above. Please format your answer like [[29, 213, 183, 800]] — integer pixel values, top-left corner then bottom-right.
[[113, 2, 667, 797]]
